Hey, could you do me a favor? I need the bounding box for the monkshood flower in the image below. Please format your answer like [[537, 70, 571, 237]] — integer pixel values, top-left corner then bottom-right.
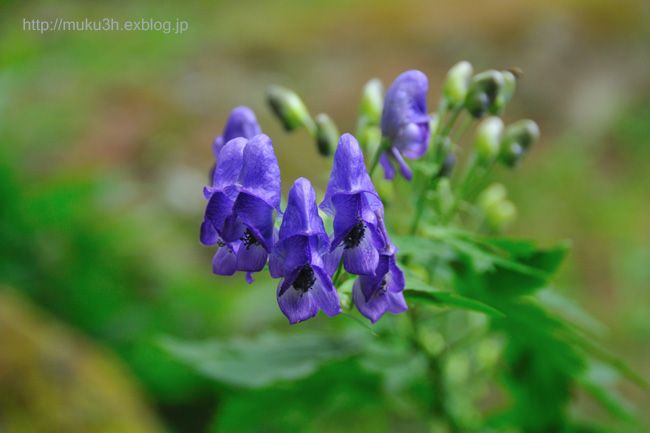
[[211, 106, 262, 159], [380, 70, 430, 180], [352, 214, 407, 323], [271, 178, 341, 324], [201, 134, 281, 280], [320, 134, 385, 276]]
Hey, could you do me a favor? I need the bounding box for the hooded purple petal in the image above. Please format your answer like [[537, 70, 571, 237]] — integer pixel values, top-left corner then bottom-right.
[[379, 154, 396, 180], [311, 267, 342, 317], [236, 241, 268, 272], [279, 178, 329, 249], [203, 191, 236, 243], [276, 264, 341, 324], [320, 134, 379, 215], [272, 179, 341, 324], [352, 255, 407, 323], [212, 243, 239, 276], [342, 227, 380, 275], [238, 134, 281, 212], [212, 106, 261, 158], [277, 282, 319, 324], [233, 193, 275, 251], [380, 70, 430, 179], [202, 132, 280, 282], [200, 220, 219, 246], [209, 137, 247, 193]]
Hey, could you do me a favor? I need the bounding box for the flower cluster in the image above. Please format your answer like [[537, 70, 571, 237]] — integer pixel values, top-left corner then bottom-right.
[[200, 66, 537, 324], [201, 113, 407, 323]]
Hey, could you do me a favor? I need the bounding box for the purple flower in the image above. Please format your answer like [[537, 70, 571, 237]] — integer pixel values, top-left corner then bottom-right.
[[380, 70, 430, 180], [320, 134, 385, 276], [212, 106, 262, 159], [352, 214, 407, 323], [201, 134, 281, 278], [272, 178, 341, 324]]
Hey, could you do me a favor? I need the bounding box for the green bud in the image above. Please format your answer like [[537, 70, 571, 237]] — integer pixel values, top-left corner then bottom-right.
[[490, 70, 517, 115], [487, 200, 517, 231], [358, 79, 384, 125], [361, 125, 382, 158], [499, 119, 540, 167], [314, 113, 338, 157], [443, 61, 473, 108], [479, 183, 516, 231], [478, 183, 507, 210], [464, 70, 504, 118], [474, 117, 504, 163], [266, 85, 315, 133]]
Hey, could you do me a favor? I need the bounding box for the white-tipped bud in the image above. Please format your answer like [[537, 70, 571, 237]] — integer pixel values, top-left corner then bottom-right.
[[443, 61, 473, 109], [358, 79, 384, 125], [479, 183, 516, 231], [266, 85, 315, 133], [314, 113, 338, 157], [474, 117, 504, 163], [491, 70, 517, 115], [464, 70, 504, 118], [499, 119, 540, 167]]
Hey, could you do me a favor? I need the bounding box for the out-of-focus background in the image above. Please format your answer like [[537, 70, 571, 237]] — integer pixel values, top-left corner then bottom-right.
[[1, 0, 649, 432]]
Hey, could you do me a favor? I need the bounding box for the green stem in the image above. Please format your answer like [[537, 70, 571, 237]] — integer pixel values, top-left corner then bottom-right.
[[332, 260, 344, 287], [368, 137, 388, 177], [409, 106, 463, 234], [408, 308, 459, 432], [442, 154, 480, 224]]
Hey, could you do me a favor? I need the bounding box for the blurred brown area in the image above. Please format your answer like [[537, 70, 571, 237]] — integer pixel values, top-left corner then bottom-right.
[[0, 289, 166, 433]]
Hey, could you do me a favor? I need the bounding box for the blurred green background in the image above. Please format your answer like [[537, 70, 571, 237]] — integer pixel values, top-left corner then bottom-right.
[[1, 0, 649, 432]]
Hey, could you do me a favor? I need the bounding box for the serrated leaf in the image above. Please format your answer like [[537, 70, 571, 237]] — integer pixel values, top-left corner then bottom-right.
[[445, 231, 570, 296], [579, 362, 636, 422], [405, 290, 505, 318], [402, 269, 505, 318], [160, 331, 365, 388], [392, 234, 454, 264]]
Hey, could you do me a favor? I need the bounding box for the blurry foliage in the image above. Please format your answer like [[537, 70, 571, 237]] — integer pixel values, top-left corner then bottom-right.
[[0, 290, 165, 433]]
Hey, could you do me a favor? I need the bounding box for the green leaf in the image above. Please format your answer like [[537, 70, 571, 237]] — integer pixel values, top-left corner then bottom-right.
[[446, 231, 570, 296], [392, 234, 454, 264], [405, 290, 505, 318], [160, 331, 365, 388], [538, 289, 608, 337], [570, 334, 650, 393], [578, 362, 636, 422], [403, 269, 505, 318]]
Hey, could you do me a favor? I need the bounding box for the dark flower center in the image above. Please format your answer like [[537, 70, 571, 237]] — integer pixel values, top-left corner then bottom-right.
[[378, 277, 388, 294], [293, 265, 316, 293], [240, 228, 261, 249], [343, 220, 365, 249]]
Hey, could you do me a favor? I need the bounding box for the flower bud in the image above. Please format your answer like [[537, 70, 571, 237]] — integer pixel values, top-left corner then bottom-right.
[[474, 117, 504, 163], [362, 125, 382, 158], [487, 200, 517, 231], [358, 79, 384, 125], [478, 183, 507, 209], [266, 85, 315, 133], [499, 119, 540, 167], [490, 70, 517, 115], [443, 61, 473, 109], [464, 70, 504, 118], [314, 113, 338, 157], [479, 183, 516, 231]]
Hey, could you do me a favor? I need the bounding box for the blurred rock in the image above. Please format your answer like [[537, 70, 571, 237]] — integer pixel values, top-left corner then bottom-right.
[[0, 289, 166, 433]]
